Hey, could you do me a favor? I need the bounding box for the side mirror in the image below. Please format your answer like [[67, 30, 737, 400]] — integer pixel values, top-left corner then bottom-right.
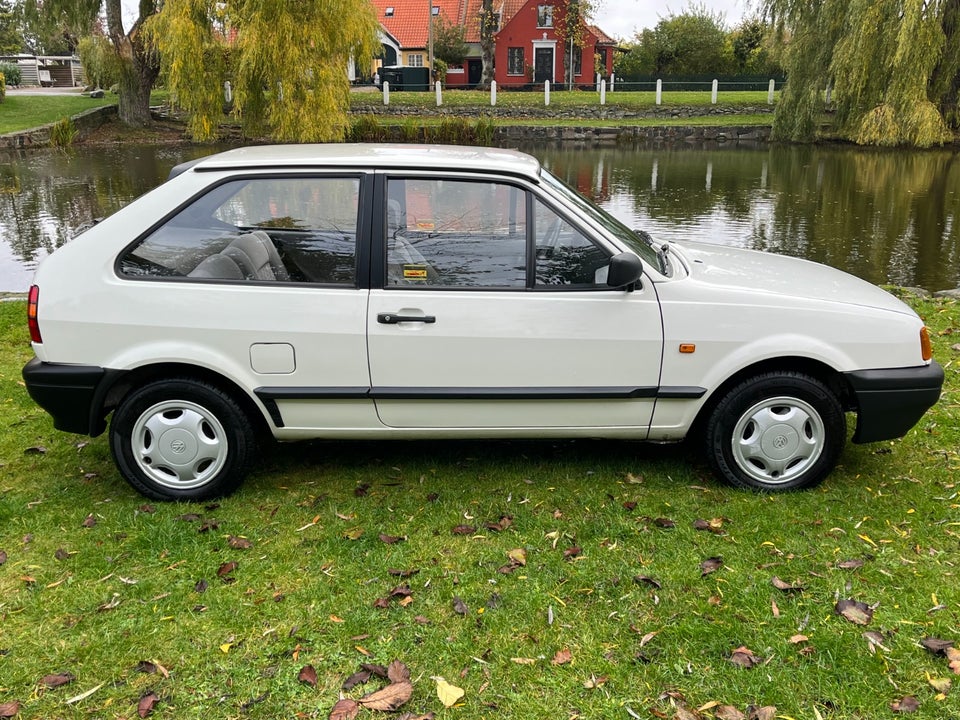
[[606, 252, 643, 290]]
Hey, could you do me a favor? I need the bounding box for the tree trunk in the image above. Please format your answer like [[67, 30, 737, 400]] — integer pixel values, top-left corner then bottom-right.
[[478, 0, 495, 90], [105, 0, 159, 127]]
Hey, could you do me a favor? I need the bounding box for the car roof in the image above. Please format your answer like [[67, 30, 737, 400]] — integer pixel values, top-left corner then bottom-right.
[[168, 144, 543, 182]]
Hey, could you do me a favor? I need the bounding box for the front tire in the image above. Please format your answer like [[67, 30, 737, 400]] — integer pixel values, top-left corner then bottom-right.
[[110, 378, 256, 501], [703, 372, 846, 491]]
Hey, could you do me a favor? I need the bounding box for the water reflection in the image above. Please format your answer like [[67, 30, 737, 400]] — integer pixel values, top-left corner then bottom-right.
[[1, 142, 958, 292], [537, 144, 960, 292]]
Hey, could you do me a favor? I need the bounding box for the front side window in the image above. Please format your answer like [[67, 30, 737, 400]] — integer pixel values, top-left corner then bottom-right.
[[119, 176, 360, 285], [386, 177, 527, 288], [507, 47, 525, 75], [384, 177, 611, 289], [537, 5, 553, 27]]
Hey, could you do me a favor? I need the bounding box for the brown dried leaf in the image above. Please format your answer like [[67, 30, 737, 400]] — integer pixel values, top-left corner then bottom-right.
[[693, 517, 726, 533], [298, 665, 318, 687], [563, 546, 582, 560], [0, 702, 20, 718], [373, 597, 390, 609], [928, 676, 951, 694], [24, 446, 47, 455], [329, 698, 360, 720], [837, 558, 865, 570], [228, 536, 253, 550], [728, 646, 761, 669], [700, 556, 723, 576], [453, 596, 469, 615], [342, 670, 371, 691], [947, 647, 960, 674], [714, 706, 746, 720], [552, 648, 573, 665], [633, 575, 662, 589], [137, 692, 159, 718], [359, 681, 413, 711], [890, 696, 920, 713], [771, 576, 804, 592], [195, 579, 208, 593], [198, 519, 220, 533], [387, 568, 419, 578], [583, 674, 608, 689], [788, 634, 809, 644], [507, 548, 527, 566], [835, 599, 873, 625], [0, 550, 6, 565], [41, 672, 75, 688], [216, 561, 238, 577], [379, 533, 405, 544], [387, 660, 410, 684], [82, 514, 97, 528], [397, 714, 435, 720], [746, 707, 777, 720], [921, 637, 955, 655], [653, 517, 675, 528], [451, 525, 476, 535]]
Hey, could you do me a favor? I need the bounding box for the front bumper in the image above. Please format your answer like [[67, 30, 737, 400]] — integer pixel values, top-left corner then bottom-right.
[[845, 362, 945, 443], [22, 358, 112, 436]]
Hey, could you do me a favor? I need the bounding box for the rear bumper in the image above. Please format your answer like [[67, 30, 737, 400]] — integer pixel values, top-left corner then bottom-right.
[[22, 358, 111, 436], [845, 362, 944, 443]]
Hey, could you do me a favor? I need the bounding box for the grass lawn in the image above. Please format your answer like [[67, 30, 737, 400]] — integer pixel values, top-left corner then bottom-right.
[[351, 89, 778, 111], [1, 296, 958, 719], [0, 95, 113, 135]]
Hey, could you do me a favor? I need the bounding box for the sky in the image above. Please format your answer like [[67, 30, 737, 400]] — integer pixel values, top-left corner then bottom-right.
[[593, 0, 752, 41]]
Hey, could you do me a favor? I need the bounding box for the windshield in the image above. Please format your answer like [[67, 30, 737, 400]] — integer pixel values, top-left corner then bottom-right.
[[539, 168, 665, 272]]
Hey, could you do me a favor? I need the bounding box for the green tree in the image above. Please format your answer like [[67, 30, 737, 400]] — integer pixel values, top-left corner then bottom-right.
[[730, 17, 782, 76], [23, 0, 159, 126], [648, 4, 732, 75], [554, 0, 596, 87], [0, 0, 23, 53], [763, 0, 960, 147], [478, 0, 496, 89], [433, 14, 468, 67], [77, 32, 120, 89], [146, 0, 379, 142]]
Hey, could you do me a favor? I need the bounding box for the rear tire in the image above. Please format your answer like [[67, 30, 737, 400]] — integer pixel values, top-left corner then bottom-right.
[[703, 372, 845, 491], [110, 378, 256, 501]]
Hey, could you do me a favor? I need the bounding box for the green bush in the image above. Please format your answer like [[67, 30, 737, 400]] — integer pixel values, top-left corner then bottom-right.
[[49, 117, 78, 147], [0, 62, 20, 87], [0, 71, 5, 103]]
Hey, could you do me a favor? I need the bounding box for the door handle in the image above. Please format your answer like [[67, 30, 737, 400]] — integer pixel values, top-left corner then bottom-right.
[[378, 313, 436, 324]]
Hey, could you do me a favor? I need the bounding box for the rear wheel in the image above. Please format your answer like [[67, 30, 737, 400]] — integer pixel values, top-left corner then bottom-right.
[[110, 378, 256, 501], [703, 372, 846, 491]]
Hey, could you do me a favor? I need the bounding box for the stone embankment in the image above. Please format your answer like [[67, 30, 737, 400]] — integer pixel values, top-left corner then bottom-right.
[[0, 105, 117, 149]]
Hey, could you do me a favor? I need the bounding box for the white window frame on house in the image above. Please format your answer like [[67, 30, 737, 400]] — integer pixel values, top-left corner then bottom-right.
[[385, 6, 394, 16], [408, 53, 424, 67], [507, 47, 525, 76], [537, 5, 553, 28]]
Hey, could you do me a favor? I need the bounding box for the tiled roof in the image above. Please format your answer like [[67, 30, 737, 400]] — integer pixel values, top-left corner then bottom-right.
[[588, 24, 617, 45]]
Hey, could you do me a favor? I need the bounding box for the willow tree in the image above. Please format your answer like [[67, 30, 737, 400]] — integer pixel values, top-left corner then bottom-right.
[[21, 0, 159, 125], [764, 0, 960, 146], [146, 0, 379, 142]]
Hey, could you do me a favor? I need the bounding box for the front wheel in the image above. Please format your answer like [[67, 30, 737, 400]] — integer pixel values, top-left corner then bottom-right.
[[109, 378, 256, 501], [703, 372, 846, 491]]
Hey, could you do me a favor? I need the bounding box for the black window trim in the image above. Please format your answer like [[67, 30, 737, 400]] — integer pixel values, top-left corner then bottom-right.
[[114, 170, 372, 290]]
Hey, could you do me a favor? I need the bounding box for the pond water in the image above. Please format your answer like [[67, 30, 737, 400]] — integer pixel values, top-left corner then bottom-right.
[[2, 142, 959, 293]]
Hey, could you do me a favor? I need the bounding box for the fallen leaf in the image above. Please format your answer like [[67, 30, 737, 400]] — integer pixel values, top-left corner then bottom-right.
[[342, 671, 371, 691], [453, 596, 469, 615], [24, 446, 47, 455], [921, 637, 954, 655], [195, 579, 208, 593], [359, 681, 413, 711], [343, 527, 364, 541], [0, 550, 6, 565], [714, 706, 746, 720], [890, 696, 920, 713], [837, 559, 865, 570], [64, 683, 104, 704], [728, 646, 761, 669], [510, 657, 537, 665], [771, 576, 804, 592], [217, 561, 238, 577], [41, 672, 75, 688], [835, 599, 873, 625], [387, 660, 410, 684], [137, 692, 159, 718], [928, 676, 951, 694], [653, 517, 675, 528], [329, 698, 360, 720], [788, 634, 809, 644], [564, 546, 582, 560], [863, 631, 890, 653], [0, 702, 21, 718], [82, 514, 97, 528], [452, 525, 476, 535], [693, 517, 726, 534], [583, 675, 608, 689], [388, 568, 419, 578], [746, 707, 777, 720], [435, 677, 465, 707], [361, 663, 390, 679], [947, 647, 960, 674], [298, 665, 318, 687], [198, 519, 220, 533], [228, 536, 253, 549], [379, 533, 405, 544], [507, 548, 527, 566], [633, 575, 662, 589], [700, 556, 723, 576], [54, 548, 70, 561], [552, 648, 573, 665]]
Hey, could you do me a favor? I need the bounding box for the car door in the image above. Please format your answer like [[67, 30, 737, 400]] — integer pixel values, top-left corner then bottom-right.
[[366, 173, 664, 430]]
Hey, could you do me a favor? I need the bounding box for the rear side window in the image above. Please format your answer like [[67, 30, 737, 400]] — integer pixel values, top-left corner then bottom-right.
[[119, 176, 361, 284]]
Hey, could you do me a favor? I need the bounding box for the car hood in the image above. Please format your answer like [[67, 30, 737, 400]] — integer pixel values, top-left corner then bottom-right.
[[669, 241, 916, 316]]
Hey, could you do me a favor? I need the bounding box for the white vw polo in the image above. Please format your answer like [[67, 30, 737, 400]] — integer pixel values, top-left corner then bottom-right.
[[22, 144, 943, 500]]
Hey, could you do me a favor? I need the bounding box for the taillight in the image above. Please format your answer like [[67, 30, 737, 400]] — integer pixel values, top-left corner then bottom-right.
[[920, 326, 932, 361], [27, 285, 41, 344]]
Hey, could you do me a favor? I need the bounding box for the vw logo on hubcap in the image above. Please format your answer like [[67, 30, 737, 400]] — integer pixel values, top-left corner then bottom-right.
[[170, 439, 187, 454], [772, 435, 789, 450]]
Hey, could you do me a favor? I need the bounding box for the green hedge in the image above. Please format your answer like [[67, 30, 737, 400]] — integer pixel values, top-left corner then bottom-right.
[[0, 71, 6, 104]]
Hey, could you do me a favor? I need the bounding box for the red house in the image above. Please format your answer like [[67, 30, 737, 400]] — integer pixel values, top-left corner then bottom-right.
[[369, 0, 617, 88]]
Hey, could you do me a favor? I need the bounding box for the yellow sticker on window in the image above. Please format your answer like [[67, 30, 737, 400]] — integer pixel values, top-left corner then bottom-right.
[[416, 221, 435, 230], [403, 265, 428, 279]]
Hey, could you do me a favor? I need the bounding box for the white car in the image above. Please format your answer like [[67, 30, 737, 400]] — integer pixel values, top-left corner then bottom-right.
[[22, 144, 944, 500]]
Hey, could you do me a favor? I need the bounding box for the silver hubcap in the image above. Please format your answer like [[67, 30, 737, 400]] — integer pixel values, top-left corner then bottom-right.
[[731, 396, 825, 486], [131, 400, 228, 490]]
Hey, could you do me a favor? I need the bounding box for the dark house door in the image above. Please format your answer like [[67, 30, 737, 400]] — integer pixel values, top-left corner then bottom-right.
[[534, 48, 553, 83], [467, 59, 482, 87]]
